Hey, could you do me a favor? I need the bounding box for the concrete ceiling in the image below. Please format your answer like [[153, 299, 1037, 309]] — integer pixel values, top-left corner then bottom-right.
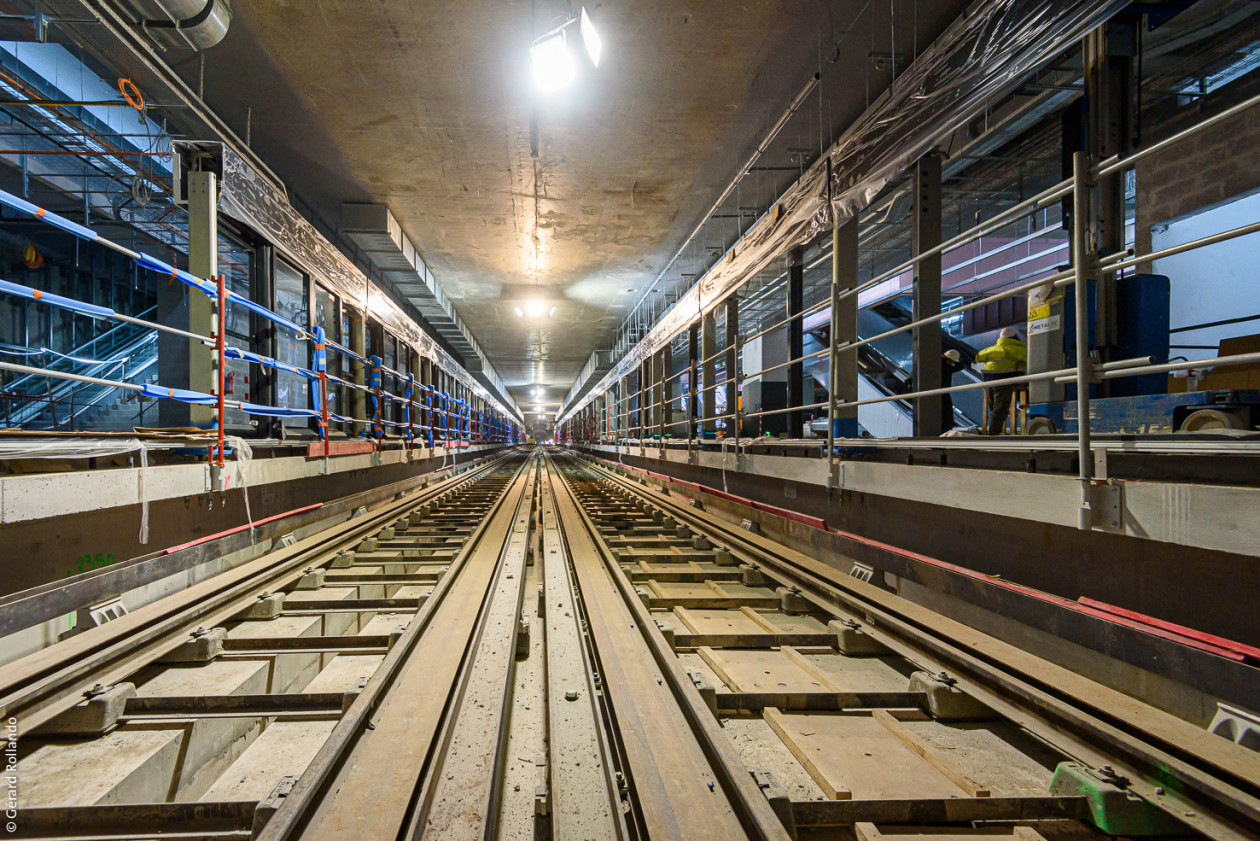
[[184, 0, 968, 412]]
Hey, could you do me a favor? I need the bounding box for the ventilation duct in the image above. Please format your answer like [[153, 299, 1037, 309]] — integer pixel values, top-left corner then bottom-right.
[[135, 0, 232, 51]]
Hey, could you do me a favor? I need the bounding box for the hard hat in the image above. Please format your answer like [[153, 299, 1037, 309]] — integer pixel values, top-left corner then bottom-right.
[[943, 349, 961, 363], [999, 327, 1019, 339]]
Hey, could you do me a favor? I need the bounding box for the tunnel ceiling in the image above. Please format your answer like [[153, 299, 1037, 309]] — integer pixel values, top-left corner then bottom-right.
[[188, 0, 968, 411]]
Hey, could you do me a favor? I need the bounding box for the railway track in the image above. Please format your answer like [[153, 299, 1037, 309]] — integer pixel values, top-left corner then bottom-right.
[[4, 448, 1258, 841]]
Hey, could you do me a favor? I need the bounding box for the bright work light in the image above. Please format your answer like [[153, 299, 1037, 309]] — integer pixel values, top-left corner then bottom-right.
[[530, 31, 575, 92], [524, 299, 548, 318], [580, 8, 601, 67]]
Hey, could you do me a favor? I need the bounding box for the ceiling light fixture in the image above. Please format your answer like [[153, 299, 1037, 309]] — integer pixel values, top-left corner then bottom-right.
[[580, 7, 601, 67], [529, 7, 602, 93], [530, 31, 575, 92], [525, 299, 547, 318]]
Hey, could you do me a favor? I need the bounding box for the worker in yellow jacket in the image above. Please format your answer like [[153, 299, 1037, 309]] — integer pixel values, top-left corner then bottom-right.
[[976, 327, 1027, 435]]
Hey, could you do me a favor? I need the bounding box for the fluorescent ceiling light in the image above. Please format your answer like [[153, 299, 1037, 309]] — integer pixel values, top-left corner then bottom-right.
[[580, 8, 601, 68], [549, 305, 557, 317], [513, 305, 524, 318], [530, 31, 575, 92], [524, 299, 548, 318]]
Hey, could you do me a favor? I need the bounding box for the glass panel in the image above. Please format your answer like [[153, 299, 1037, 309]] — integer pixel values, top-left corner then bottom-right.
[[314, 284, 340, 425], [218, 234, 253, 428], [274, 258, 310, 425], [383, 334, 397, 425], [219, 236, 253, 340]]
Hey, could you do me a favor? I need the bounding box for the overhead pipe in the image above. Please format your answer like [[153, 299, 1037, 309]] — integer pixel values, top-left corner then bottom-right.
[[140, 0, 232, 51]]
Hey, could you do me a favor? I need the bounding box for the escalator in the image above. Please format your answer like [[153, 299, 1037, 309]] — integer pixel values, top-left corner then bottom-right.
[[803, 299, 985, 438], [1, 310, 160, 430]]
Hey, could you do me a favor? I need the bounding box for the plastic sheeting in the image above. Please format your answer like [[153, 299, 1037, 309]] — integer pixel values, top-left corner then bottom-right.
[[0, 438, 151, 543], [563, 0, 1127, 424], [179, 140, 516, 419]]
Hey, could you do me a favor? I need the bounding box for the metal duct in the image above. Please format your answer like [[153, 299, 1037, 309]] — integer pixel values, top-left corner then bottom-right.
[[140, 0, 231, 51], [339, 203, 516, 406]]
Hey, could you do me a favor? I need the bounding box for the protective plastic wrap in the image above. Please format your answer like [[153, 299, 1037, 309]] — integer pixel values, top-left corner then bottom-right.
[[184, 141, 513, 417], [0, 438, 151, 543], [564, 0, 1127, 422]]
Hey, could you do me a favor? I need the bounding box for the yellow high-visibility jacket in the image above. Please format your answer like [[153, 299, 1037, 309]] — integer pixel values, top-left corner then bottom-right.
[[976, 337, 1027, 373]]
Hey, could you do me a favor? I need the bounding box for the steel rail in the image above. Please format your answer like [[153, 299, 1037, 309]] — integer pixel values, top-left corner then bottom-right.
[[0, 450, 515, 736], [263, 454, 536, 841], [543, 452, 792, 841], [404, 457, 538, 840], [579, 453, 1260, 841]]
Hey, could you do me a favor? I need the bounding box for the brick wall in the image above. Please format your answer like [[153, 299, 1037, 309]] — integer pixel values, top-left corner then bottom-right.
[[1136, 78, 1260, 271]]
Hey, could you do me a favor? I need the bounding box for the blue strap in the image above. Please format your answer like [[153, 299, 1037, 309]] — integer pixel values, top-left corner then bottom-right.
[[223, 346, 312, 377], [0, 279, 114, 318], [140, 383, 218, 405], [238, 402, 317, 419], [0, 188, 99, 241], [312, 325, 327, 374]]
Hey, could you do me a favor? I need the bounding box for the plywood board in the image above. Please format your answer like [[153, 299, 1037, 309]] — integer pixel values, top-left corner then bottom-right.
[[698, 648, 838, 693], [764, 709, 974, 801], [673, 608, 766, 635], [854, 823, 1046, 841], [648, 581, 723, 600]]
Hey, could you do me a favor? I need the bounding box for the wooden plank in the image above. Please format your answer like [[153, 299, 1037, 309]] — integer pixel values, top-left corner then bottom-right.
[[739, 606, 780, 633], [697, 648, 832, 693], [871, 709, 990, 797], [674, 608, 766, 636], [697, 646, 741, 692], [649, 596, 781, 610], [856, 824, 1046, 841], [676, 632, 838, 649], [765, 707, 851, 800], [789, 796, 1088, 828], [762, 710, 972, 802], [780, 646, 845, 691], [672, 606, 704, 633]]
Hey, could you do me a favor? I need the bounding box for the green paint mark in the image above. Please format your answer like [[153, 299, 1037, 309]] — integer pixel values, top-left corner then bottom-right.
[[66, 552, 117, 578]]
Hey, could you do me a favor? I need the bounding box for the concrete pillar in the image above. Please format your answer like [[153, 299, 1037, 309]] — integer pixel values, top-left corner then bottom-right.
[[912, 152, 944, 437], [723, 298, 739, 438], [787, 247, 804, 438], [701, 310, 717, 436], [832, 217, 860, 436], [158, 170, 216, 428]]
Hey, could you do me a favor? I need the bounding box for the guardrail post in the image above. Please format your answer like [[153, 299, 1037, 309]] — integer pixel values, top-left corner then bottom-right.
[[701, 309, 717, 439], [687, 320, 699, 456], [1072, 150, 1097, 529], [912, 151, 944, 437], [786, 246, 804, 438], [723, 297, 739, 440], [827, 214, 859, 488], [659, 344, 672, 448]]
